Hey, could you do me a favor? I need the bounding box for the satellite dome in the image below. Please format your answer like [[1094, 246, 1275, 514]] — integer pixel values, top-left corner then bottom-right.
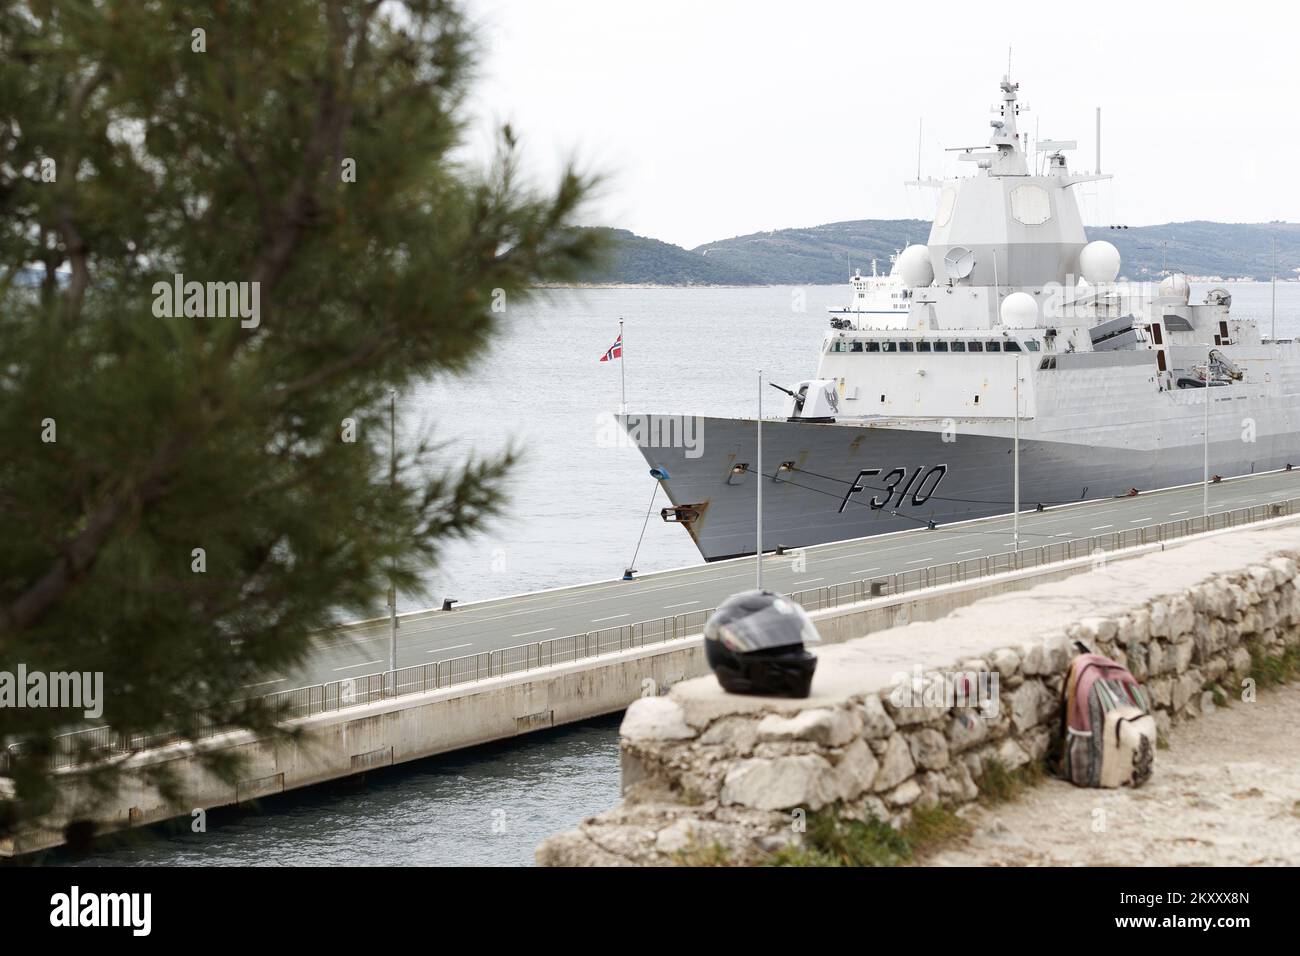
[[1158, 273, 1191, 304], [1078, 240, 1121, 284], [896, 244, 934, 288], [1000, 291, 1039, 329]]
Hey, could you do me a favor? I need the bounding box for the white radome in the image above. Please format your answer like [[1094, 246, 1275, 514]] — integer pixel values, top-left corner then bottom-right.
[[896, 244, 934, 288], [1078, 240, 1121, 284], [1158, 273, 1191, 304], [1000, 291, 1039, 328]]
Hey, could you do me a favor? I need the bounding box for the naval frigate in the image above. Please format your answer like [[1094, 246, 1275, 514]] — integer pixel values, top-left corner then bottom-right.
[[623, 76, 1300, 562]]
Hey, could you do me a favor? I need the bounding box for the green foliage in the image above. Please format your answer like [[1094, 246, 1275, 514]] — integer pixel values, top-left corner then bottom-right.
[[671, 839, 733, 867], [765, 803, 970, 867], [766, 811, 913, 867], [976, 757, 1044, 806], [0, 0, 600, 823], [1248, 645, 1300, 688]]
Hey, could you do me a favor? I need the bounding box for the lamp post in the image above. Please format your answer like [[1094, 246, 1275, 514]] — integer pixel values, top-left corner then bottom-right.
[[1200, 356, 1210, 521], [1013, 353, 1021, 551], [388, 389, 398, 691], [756, 369, 763, 590]]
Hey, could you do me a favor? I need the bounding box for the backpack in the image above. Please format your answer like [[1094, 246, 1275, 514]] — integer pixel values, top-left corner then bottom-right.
[[1059, 650, 1156, 788]]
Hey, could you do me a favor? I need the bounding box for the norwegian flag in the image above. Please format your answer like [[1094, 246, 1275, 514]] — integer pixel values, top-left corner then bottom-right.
[[599, 333, 623, 362]]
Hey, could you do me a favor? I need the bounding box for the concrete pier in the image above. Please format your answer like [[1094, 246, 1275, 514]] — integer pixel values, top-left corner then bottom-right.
[[7, 499, 1298, 856]]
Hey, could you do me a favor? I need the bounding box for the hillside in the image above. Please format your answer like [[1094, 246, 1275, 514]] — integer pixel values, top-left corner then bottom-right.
[[574, 220, 1300, 286], [693, 219, 930, 285], [1094, 221, 1300, 281], [572, 227, 759, 285]]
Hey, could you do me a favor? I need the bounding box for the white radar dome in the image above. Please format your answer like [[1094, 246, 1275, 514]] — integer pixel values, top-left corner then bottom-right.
[[1000, 291, 1039, 329], [1078, 240, 1121, 284], [1158, 273, 1191, 304], [896, 244, 934, 288]]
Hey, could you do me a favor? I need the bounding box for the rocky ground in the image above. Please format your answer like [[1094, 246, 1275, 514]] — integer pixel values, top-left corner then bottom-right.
[[925, 683, 1300, 866]]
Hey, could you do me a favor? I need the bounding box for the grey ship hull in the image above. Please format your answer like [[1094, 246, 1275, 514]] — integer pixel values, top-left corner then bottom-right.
[[623, 413, 1297, 562]]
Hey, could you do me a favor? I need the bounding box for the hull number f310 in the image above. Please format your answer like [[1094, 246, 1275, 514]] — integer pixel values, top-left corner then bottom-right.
[[838, 465, 948, 513]]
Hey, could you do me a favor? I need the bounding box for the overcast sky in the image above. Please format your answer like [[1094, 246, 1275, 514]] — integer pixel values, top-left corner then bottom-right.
[[463, 0, 1298, 249]]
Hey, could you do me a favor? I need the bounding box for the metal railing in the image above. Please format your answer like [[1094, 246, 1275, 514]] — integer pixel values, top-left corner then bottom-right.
[[14, 495, 1299, 770]]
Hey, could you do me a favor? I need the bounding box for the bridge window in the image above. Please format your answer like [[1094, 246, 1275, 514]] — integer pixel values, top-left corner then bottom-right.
[[950, 341, 966, 352], [864, 341, 880, 352], [986, 341, 1001, 352], [968, 341, 984, 352], [1024, 340, 1040, 352], [899, 341, 914, 352], [850, 341, 864, 353], [933, 341, 949, 352], [917, 341, 932, 352], [1004, 341, 1022, 352], [882, 342, 898, 353]]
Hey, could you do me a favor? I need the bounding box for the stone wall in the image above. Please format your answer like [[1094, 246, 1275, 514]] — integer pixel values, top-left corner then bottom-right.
[[536, 526, 1300, 866]]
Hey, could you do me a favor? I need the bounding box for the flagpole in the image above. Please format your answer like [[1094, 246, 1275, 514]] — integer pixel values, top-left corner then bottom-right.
[[619, 317, 626, 414]]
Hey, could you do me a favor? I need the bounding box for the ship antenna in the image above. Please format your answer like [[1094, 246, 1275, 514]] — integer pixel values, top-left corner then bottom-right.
[[917, 118, 923, 181], [1095, 107, 1102, 175]]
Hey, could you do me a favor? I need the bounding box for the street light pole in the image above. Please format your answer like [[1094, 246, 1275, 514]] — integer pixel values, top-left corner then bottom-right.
[[756, 369, 763, 590], [1013, 354, 1020, 551], [1202, 357, 1210, 521], [388, 389, 398, 689]]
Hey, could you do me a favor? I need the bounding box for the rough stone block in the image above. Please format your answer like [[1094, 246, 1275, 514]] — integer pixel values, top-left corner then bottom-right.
[[906, 728, 950, 771], [871, 733, 917, 793]]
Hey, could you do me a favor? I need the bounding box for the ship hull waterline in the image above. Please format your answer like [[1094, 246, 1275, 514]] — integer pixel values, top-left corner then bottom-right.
[[620, 413, 1298, 563]]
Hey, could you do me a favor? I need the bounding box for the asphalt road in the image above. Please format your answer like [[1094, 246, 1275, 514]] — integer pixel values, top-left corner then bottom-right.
[[248, 469, 1300, 692]]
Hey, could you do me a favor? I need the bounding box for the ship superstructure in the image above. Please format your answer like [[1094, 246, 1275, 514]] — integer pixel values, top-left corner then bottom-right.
[[624, 76, 1299, 561]]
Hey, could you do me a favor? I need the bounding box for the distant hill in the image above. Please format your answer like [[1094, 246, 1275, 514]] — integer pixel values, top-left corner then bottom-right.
[[572, 227, 759, 286], [573, 220, 1300, 286], [693, 219, 930, 285], [1093, 221, 1300, 281]]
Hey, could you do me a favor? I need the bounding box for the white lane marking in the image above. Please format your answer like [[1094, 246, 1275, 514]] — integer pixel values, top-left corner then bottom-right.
[[955, 548, 982, 555], [853, 567, 880, 574], [512, 627, 554, 638], [664, 601, 699, 609], [1090, 525, 1113, 530], [1129, 517, 1151, 523], [243, 678, 286, 688], [591, 614, 629, 623], [1054, 532, 1072, 537], [425, 643, 471, 654], [793, 578, 825, 585], [905, 557, 934, 565], [1169, 510, 1190, 516], [333, 659, 383, 672]]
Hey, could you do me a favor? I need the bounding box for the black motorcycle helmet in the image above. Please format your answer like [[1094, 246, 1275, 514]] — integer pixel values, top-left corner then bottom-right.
[[703, 590, 820, 698]]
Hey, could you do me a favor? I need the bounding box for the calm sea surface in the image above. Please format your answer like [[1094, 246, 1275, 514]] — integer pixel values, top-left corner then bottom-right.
[[49, 281, 1300, 866]]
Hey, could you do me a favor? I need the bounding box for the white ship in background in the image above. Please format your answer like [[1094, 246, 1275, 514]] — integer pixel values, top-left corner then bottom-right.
[[828, 257, 912, 330], [623, 75, 1300, 562]]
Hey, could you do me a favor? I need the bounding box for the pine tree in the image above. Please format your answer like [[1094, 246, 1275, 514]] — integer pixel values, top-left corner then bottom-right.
[[0, 0, 601, 827]]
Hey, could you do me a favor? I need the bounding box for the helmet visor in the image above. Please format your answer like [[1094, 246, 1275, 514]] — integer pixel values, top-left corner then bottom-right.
[[706, 591, 822, 653]]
